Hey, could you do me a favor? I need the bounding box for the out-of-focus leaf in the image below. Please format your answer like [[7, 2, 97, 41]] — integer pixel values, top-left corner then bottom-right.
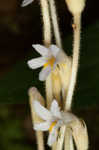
[[0, 105, 34, 150]]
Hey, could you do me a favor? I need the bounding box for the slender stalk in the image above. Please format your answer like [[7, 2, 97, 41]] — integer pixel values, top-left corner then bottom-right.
[[40, 0, 51, 47], [28, 87, 45, 150], [46, 74, 53, 109], [52, 68, 62, 107], [52, 142, 57, 150], [56, 126, 66, 150], [64, 13, 81, 150], [65, 13, 81, 111], [40, 0, 53, 109], [35, 132, 45, 150], [48, 0, 62, 48], [69, 135, 74, 150], [64, 128, 74, 150]]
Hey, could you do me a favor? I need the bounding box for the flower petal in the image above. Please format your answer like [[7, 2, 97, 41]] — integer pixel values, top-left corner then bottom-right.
[[50, 100, 62, 119], [27, 57, 46, 69], [47, 127, 58, 146], [50, 45, 60, 57], [21, 0, 33, 7], [39, 66, 51, 81], [33, 101, 52, 121], [34, 122, 50, 131], [32, 44, 49, 56]]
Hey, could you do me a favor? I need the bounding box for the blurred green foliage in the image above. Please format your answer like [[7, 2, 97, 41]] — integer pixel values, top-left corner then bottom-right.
[[0, 105, 34, 150]]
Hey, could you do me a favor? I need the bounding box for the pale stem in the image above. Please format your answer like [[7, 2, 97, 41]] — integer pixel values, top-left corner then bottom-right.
[[64, 128, 74, 150], [48, 0, 62, 49], [51, 68, 62, 107], [40, 0, 51, 46], [56, 126, 66, 150], [64, 13, 81, 150], [52, 142, 57, 150], [40, 0, 53, 109], [35, 131, 45, 150], [45, 74, 53, 109], [28, 87, 45, 150], [69, 135, 74, 150], [65, 13, 81, 111], [40, 0, 53, 110]]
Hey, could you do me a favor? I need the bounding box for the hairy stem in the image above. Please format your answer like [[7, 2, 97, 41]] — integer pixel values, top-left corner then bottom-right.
[[45, 74, 53, 109], [64, 13, 81, 150], [40, 0, 51, 46], [56, 126, 66, 150], [40, 0, 53, 109], [48, 0, 62, 48], [65, 13, 81, 111], [64, 128, 74, 150]]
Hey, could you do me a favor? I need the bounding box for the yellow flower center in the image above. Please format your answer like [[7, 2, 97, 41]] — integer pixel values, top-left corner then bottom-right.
[[44, 56, 55, 68], [49, 121, 57, 132]]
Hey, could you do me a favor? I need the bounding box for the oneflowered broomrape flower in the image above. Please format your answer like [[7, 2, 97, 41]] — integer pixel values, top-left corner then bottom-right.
[[33, 100, 76, 146], [27, 44, 66, 81], [21, 0, 34, 7]]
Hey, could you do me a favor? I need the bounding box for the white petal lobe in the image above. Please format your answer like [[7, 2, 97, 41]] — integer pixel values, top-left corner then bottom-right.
[[33, 101, 52, 121], [34, 122, 50, 131], [50, 100, 62, 119], [32, 44, 49, 56], [50, 45, 60, 57], [39, 66, 51, 81], [27, 57, 46, 69]]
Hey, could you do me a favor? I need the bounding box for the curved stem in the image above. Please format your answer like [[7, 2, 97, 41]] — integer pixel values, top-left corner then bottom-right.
[[65, 13, 81, 111], [48, 0, 62, 48], [40, 0, 51, 47]]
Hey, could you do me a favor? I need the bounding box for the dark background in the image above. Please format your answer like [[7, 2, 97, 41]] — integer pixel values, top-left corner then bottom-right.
[[0, 0, 99, 150]]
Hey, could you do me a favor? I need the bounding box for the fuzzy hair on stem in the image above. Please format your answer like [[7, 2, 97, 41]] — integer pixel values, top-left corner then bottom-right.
[[65, 13, 81, 111], [40, 0, 51, 47], [48, 0, 62, 49]]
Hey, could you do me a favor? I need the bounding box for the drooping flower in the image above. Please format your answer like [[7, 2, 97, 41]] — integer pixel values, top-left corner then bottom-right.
[[33, 100, 75, 146], [21, 0, 33, 7], [28, 44, 66, 81]]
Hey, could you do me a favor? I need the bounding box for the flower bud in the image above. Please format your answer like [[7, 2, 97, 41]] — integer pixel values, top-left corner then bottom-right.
[[28, 87, 45, 123], [65, 0, 86, 15]]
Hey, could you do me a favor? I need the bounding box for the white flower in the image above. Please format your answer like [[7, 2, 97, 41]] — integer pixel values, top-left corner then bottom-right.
[[27, 44, 65, 81], [33, 100, 75, 146], [21, 0, 33, 7]]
